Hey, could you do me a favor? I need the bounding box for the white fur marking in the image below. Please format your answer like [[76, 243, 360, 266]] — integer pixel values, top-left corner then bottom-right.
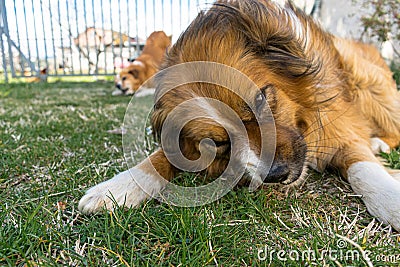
[[134, 88, 156, 97], [241, 149, 264, 191], [191, 98, 230, 128], [112, 89, 124, 96], [348, 162, 400, 231], [370, 137, 390, 154], [245, 150, 261, 168], [131, 60, 145, 67], [78, 167, 166, 213]]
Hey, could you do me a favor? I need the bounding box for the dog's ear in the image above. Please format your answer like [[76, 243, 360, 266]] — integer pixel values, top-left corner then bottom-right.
[[207, 0, 322, 103], [129, 69, 140, 79]]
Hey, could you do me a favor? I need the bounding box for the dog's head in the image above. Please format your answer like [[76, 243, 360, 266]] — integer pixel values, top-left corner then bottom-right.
[[151, 0, 339, 186], [114, 62, 147, 95], [146, 31, 172, 50]]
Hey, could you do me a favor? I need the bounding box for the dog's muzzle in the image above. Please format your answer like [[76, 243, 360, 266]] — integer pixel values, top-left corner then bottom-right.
[[263, 161, 290, 183], [116, 84, 131, 95]]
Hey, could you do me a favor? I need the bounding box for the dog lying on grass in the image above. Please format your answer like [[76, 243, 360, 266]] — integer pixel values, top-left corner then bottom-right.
[[113, 31, 171, 96], [80, 0, 400, 231]]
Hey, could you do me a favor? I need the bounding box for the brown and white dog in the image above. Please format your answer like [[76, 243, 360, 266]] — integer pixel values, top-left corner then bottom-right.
[[80, 1, 400, 230], [113, 31, 171, 95]]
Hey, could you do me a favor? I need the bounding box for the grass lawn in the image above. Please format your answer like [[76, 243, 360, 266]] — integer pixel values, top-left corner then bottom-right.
[[1, 80, 400, 267]]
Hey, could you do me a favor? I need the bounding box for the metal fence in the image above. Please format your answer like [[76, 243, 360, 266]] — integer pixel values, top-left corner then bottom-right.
[[0, 0, 209, 82]]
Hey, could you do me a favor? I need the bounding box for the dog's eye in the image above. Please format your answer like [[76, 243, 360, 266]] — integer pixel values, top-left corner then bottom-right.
[[122, 77, 127, 81], [254, 85, 274, 114], [213, 140, 230, 148], [255, 92, 265, 113], [200, 138, 230, 154], [202, 138, 229, 148]]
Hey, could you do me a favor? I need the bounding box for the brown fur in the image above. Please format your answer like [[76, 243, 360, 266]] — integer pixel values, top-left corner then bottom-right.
[[79, 0, 400, 219], [114, 31, 171, 95], [148, 0, 400, 183]]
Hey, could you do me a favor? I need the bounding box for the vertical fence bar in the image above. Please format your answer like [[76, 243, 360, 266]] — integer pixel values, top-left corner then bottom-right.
[[109, 0, 116, 73], [22, 0, 34, 74], [127, 0, 131, 62], [48, 0, 58, 75], [0, 36, 7, 82], [65, 0, 73, 75], [153, 0, 156, 31], [39, 0, 49, 76], [83, 1, 91, 74], [118, 0, 123, 68], [74, 0, 83, 74], [161, 0, 165, 30], [187, 0, 190, 25], [1, 0, 15, 78], [31, 0, 41, 75], [57, 0, 65, 75], [144, 0, 148, 37], [170, 0, 173, 37], [12, 0, 23, 74], [135, 0, 140, 58], [91, 0, 99, 74], [99, 0, 107, 74]]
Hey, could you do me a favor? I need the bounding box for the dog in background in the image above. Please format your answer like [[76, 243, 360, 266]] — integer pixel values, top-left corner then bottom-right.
[[25, 68, 47, 83], [80, 0, 400, 231], [113, 31, 171, 96]]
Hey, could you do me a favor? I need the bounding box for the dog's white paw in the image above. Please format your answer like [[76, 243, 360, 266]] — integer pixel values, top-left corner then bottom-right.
[[348, 162, 400, 231], [112, 89, 124, 96], [370, 137, 390, 154], [134, 88, 156, 97], [78, 168, 166, 214]]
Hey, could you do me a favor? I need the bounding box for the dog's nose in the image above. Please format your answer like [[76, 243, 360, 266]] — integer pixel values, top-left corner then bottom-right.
[[116, 83, 122, 90], [264, 160, 289, 183]]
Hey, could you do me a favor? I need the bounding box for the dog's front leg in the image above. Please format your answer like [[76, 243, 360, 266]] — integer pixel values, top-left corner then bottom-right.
[[334, 144, 400, 231], [78, 149, 175, 214], [348, 162, 400, 230]]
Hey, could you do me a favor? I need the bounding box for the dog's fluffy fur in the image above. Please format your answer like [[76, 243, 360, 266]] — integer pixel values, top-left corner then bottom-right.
[[80, 0, 400, 230], [114, 31, 171, 95]]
